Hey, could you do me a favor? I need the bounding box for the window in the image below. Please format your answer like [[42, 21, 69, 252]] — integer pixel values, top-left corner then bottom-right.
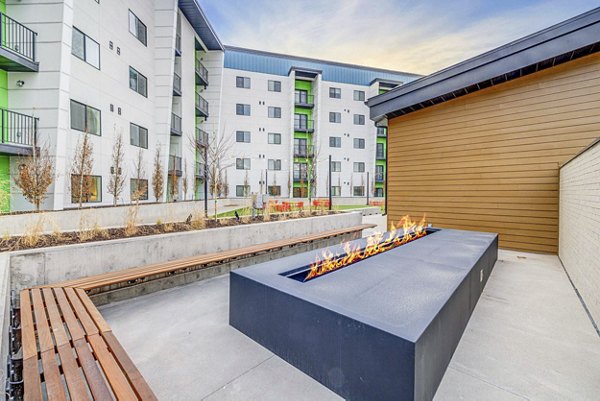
[[331, 186, 341, 197], [130, 178, 148, 201], [353, 138, 365, 149], [353, 90, 365, 101], [376, 143, 385, 158], [329, 87, 341, 99], [72, 28, 100, 69], [329, 136, 341, 148], [374, 188, 384, 197], [236, 158, 251, 170], [268, 159, 281, 171], [268, 185, 281, 196], [293, 187, 308, 198], [70, 100, 101, 136], [376, 164, 384, 179], [377, 127, 387, 137], [129, 67, 147, 97], [268, 80, 281, 92], [353, 162, 365, 172], [128, 10, 147, 46], [236, 104, 251, 116], [236, 185, 250, 197], [353, 186, 365, 196], [353, 114, 365, 125], [130, 123, 148, 148], [236, 131, 251, 143], [71, 175, 102, 203], [268, 133, 281, 144], [293, 163, 307, 181], [331, 161, 341, 172], [268, 106, 281, 118], [329, 112, 341, 123], [236, 76, 251, 89]]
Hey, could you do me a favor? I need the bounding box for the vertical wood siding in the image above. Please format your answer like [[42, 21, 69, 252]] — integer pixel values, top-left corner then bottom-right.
[[387, 53, 600, 253]]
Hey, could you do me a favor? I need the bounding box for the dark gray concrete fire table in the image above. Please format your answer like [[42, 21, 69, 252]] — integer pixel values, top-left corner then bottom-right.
[[229, 228, 498, 401]]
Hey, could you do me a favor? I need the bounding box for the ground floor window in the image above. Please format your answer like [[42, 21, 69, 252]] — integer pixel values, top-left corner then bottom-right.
[[130, 178, 148, 201], [268, 185, 281, 196], [331, 186, 341, 197], [71, 174, 102, 203], [293, 187, 308, 198], [374, 187, 384, 197], [236, 185, 250, 197], [353, 186, 365, 197]]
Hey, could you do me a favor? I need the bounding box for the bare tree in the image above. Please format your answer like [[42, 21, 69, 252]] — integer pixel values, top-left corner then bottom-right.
[[259, 170, 264, 194], [287, 172, 291, 198], [71, 133, 94, 208], [182, 160, 189, 201], [107, 129, 126, 205], [131, 148, 147, 203], [169, 162, 179, 202], [243, 171, 250, 197], [306, 140, 321, 211], [223, 170, 229, 198], [14, 139, 55, 211], [152, 146, 164, 202]]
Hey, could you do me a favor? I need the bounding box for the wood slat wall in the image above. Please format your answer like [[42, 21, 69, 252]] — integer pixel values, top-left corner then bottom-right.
[[387, 52, 600, 253]]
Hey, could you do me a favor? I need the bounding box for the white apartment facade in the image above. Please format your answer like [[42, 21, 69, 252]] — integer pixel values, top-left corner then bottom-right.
[[1, 0, 419, 212]]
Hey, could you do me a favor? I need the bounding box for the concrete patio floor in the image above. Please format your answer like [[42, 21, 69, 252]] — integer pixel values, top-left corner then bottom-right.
[[100, 216, 600, 401]]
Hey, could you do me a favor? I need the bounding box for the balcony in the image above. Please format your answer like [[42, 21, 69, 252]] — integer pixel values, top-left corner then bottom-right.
[[293, 144, 314, 158], [196, 127, 208, 148], [377, 127, 387, 137], [195, 162, 206, 178], [196, 92, 209, 118], [294, 91, 314, 108], [375, 172, 385, 183], [376, 150, 386, 160], [170, 113, 182, 136], [293, 171, 308, 182], [0, 13, 38, 72], [173, 72, 182, 96], [168, 155, 182, 177], [0, 109, 37, 155], [195, 59, 209, 87], [294, 117, 314, 133], [175, 33, 182, 56]]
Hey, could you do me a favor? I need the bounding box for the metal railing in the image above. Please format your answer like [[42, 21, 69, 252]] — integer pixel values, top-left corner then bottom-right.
[[168, 155, 182, 172], [195, 59, 209, 85], [175, 33, 181, 55], [0, 13, 37, 62], [375, 172, 385, 182], [294, 116, 314, 132], [196, 127, 208, 147], [1, 109, 37, 147], [293, 171, 308, 182], [377, 127, 387, 137], [171, 113, 182, 136], [195, 162, 206, 177], [376, 150, 386, 159], [293, 144, 314, 158], [294, 91, 314, 107], [196, 92, 209, 116], [173, 72, 181, 95]]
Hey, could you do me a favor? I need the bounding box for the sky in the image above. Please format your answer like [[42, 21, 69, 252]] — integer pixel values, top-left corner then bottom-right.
[[198, 0, 599, 75]]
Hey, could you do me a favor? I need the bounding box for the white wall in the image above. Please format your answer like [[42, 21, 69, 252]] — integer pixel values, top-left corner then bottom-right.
[[559, 138, 600, 326]]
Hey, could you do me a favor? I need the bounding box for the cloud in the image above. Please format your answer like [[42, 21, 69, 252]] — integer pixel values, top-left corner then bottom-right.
[[199, 0, 598, 75]]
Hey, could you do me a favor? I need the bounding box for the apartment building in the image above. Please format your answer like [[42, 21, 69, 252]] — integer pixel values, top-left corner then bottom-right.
[[0, 0, 419, 212]]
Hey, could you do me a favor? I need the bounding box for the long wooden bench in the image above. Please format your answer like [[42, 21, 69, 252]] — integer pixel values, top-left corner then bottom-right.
[[21, 224, 375, 400]]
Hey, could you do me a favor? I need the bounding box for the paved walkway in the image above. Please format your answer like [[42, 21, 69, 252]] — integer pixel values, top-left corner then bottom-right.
[[101, 216, 600, 400]]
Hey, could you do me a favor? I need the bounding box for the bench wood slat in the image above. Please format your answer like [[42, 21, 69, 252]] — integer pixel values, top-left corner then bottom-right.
[[64, 287, 99, 336], [73, 338, 115, 401], [40, 349, 68, 401], [42, 288, 69, 347], [54, 288, 85, 342], [21, 290, 43, 401], [56, 343, 90, 401], [23, 357, 43, 401], [31, 289, 55, 353], [75, 288, 111, 333]]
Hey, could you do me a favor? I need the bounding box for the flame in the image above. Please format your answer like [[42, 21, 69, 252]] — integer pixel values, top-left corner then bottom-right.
[[304, 215, 427, 281]]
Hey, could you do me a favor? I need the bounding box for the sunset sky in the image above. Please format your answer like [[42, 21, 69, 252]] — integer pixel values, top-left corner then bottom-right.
[[198, 0, 598, 75]]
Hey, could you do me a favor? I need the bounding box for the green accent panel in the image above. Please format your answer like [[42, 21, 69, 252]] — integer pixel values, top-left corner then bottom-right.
[[295, 80, 312, 92], [0, 70, 8, 110], [294, 132, 311, 140], [294, 106, 313, 121], [376, 160, 386, 167], [0, 155, 9, 212], [378, 89, 387, 95]]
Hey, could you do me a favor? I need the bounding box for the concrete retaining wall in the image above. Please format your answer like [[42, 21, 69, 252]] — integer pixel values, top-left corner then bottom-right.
[[8, 212, 363, 290], [559, 138, 600, 326]]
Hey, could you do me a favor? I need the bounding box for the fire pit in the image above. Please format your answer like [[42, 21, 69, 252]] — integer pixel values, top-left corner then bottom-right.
[[230, 223, 498, 401]]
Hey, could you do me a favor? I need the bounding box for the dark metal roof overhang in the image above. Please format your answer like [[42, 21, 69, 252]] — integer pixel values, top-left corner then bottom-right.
[[178, 0, 224, 51], [368, 7, 600, 122], [289, 66, 322, 79]]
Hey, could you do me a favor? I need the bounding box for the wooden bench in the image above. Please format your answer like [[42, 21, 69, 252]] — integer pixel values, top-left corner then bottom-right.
[[21, 223, 375, 400]]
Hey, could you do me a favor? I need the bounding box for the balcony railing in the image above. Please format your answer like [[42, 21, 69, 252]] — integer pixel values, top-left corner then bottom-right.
[[293, 171, 308, 182], [376, 150, 386, 160], [294, 91, 314, 108], [168, 155, 182, 175], [377, 127, 387, 137], [293, 144, 314, 158], [375, 172, 385, 183], [175, 33, 182, 56], [195, 162, 206, 177], [173, 72, 182, 96], [0, 13, 37, 70], [1, 109, 37, 149], [195, 59, 209, 86], [195, 92, 209, 117], [170, 113, 182, 136], [294, 117, 314, 132], [196, 127, 208, 147]]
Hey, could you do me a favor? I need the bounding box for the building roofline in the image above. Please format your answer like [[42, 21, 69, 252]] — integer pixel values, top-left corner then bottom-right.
[[368, 7, 600, 121], [224, 45, 422, 78], [179, 0, 224, 51]]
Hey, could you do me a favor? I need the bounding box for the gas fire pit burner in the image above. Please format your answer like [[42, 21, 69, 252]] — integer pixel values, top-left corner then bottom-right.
[[230, 225, 498, 401]]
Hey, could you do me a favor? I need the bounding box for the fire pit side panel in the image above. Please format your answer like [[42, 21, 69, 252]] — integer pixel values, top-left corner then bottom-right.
[[229, 273, 417, 401]]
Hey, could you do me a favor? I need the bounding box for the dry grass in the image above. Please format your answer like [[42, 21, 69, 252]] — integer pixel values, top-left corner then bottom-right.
[[18, 216, 45, 248], [124, 205, 139, 237]]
